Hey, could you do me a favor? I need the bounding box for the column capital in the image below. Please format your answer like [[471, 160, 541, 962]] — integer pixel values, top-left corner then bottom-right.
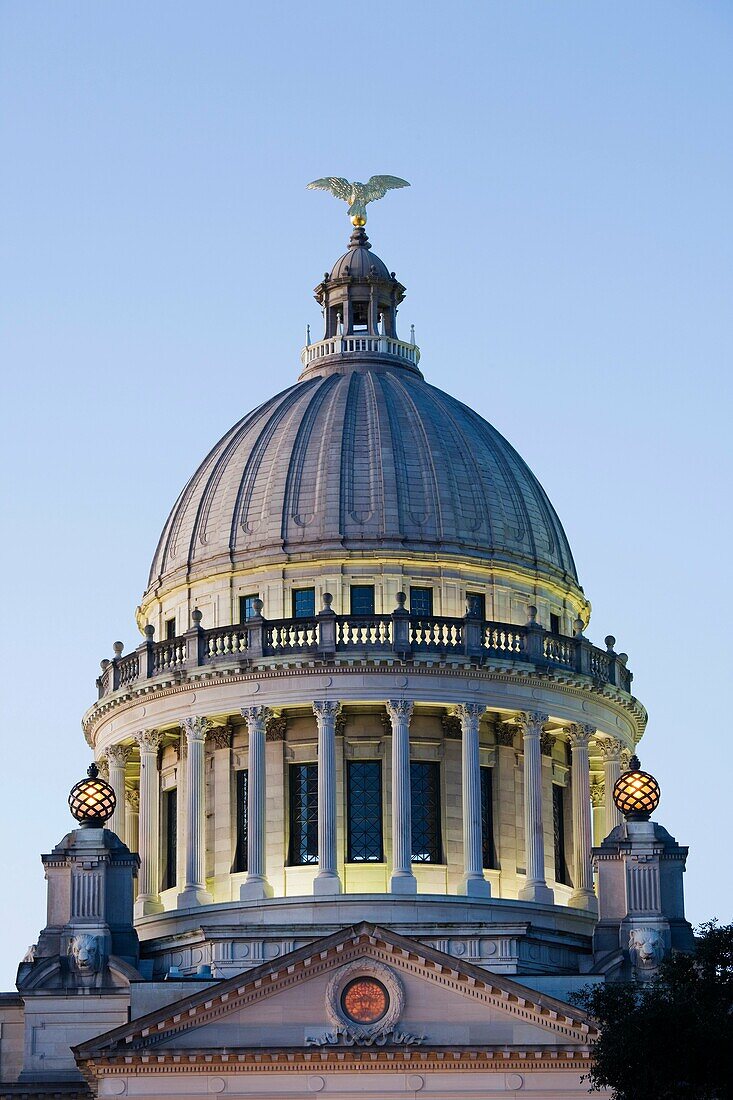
[[456, 702, 486, 724], [241, 705, 270, 729], [96, 756, 110, 779], [591, 778, 605, 808], [106, 744, 132, 767], [207, 723, 232, 750], [136, 728, 160, 753], [386, 699, 414, 723], [181, 716, 210, 743], [125, 788, 139, 812], [566, 722, 595, 748], [516, 711, 548, 737], [595, 736, 624, 761], [312, 700, 342, 721]]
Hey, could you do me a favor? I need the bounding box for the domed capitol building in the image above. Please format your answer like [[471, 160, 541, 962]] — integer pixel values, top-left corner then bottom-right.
[[0, 182, 694, 1099]]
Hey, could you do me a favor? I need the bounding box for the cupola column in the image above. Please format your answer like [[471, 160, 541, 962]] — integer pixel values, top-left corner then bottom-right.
[[457, 703, 491, 897], [240, 706, 273, 900], [598, 737, 624, 837], [517, 712, 554, 905], [567, 724, 598, 913], [105, 744, 131, 843], [387, 700, 417, 894], [313, 701, 342, 895], [134, 729, 164, 917], [178, 717, 213, 908]]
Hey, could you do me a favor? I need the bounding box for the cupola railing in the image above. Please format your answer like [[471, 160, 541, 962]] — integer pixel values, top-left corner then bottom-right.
[[300, 335, 420, 370], [96, 603, 633, 700]]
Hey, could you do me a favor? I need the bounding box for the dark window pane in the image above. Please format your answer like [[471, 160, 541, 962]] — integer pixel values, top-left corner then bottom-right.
[[480, 766, 497, 869], [352, 300, 369, 329], [410, 761, 442, 863], [292, 588, 316, 619], [409, 587, 433, 617], [165, 617, 176, 641], [162, 788, 177, 890], [550, 612, 561, 635], [553, 784, 570, 885], [350, 585, 375, 616], [239, 594, 259, 622], [466, 592, 486, 620], [347, 761, 383, 862], [233, 770, 248, 872], [289, 763, 319, 865]]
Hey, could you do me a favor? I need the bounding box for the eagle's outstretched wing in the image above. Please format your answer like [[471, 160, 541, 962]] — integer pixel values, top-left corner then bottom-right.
[[307, 177, 352, 201], [362, 175, 410, 204]]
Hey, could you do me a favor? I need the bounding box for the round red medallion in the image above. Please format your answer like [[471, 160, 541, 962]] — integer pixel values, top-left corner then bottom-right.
[[340, 977, 389, 1024]]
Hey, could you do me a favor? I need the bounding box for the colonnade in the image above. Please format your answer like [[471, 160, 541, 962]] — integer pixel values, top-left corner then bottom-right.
[[101, 705, 628, 919]]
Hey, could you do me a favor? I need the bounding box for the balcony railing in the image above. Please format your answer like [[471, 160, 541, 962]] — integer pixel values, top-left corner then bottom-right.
[[300, 334, 420, 370], [96, 602, 633, 701]]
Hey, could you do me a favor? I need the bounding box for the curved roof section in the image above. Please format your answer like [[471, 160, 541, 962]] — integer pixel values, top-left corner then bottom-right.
[[330, 245, 391, 280], [146, 367, 579, 597]]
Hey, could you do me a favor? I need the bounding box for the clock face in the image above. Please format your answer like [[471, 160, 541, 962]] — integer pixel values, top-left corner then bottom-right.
[[341, 977, 389, 1024]]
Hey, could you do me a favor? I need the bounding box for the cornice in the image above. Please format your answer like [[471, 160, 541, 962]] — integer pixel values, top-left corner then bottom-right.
[[82, 1047, 593, 1076], [83, 659, 647, 747]]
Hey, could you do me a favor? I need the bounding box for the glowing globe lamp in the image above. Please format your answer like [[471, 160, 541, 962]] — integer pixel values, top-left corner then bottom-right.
[[68, 763, 116, 827], [612, 755, 660, 821]]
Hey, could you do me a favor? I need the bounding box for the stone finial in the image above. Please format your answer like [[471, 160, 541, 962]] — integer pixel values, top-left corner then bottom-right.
[[252, 598, 264, 618], [395, 591, 407, 610], [410, 324, 416, 345], [191, 608, 203, 627], [100, 659, 110, 671], [322, 592, 333, 610], [143, 623, 155, 641], [526, 604, 540, 628], [605, 635, 616, 653], [113, 641, 124, 658], [573, 616, 585, 638]]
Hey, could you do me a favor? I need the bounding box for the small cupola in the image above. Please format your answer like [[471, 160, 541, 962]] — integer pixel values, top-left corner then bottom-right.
[[315, 226, 406, 340]]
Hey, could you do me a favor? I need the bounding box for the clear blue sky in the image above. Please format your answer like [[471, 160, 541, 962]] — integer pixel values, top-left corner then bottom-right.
[[1, 1, 731, 987]]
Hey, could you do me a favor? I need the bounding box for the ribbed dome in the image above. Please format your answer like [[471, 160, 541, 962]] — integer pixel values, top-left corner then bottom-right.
[[330, 245, 391, 280], [146, 366, 579, 595]]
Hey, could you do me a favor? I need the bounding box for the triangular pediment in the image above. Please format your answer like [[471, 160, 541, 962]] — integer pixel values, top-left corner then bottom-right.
[[75, 923, 594, 1066]]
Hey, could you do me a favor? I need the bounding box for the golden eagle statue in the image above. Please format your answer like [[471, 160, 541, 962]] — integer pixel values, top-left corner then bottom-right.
[[307, 175, 410, 226]]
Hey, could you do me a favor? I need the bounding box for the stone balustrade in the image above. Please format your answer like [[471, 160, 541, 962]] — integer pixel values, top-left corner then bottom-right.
[[96, 600, 633, 701], [300, 333, 420, 370]]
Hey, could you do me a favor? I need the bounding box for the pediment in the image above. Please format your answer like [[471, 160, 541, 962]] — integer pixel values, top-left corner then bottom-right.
[[75, 923, 594, 1066]]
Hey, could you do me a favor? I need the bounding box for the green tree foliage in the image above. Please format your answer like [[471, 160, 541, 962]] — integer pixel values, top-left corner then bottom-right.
[[573, 922, 733, 1099]]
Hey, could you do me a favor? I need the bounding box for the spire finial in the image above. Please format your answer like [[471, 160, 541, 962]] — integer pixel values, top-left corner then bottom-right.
[[307, 175, 410, 226]]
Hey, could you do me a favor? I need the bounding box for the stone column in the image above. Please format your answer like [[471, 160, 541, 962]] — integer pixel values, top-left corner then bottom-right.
[[106, 744, 131, 844], [457, 703, 490, 897], [567, 723, 598, 913], [134, 729, 164, 917], [177, 717, 213, 909], [312, 701, 342, 895], [597, 737, 624, 837], [208, 725, 233, 898], [125, 789, 139, 855], [387, 700, 417, 894], [240, 706, 273, 900], [517, 712, 554, 904]]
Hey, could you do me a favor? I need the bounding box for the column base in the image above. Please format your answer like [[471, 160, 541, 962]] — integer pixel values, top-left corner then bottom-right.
[[518, 882, 555, 905], [176, 886, 213, 909], [240, 876, 274, 901], [569, 888, 598, 914], [134, 894, 164, 918], [313, 872, 342, 896], [389, 871, 417, 894], [459, 873, 491, 898]]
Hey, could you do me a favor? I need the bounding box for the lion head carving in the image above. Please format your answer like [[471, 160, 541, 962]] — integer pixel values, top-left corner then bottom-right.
[[68, 934, 102, 973], [628, 927, 664, 974]]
